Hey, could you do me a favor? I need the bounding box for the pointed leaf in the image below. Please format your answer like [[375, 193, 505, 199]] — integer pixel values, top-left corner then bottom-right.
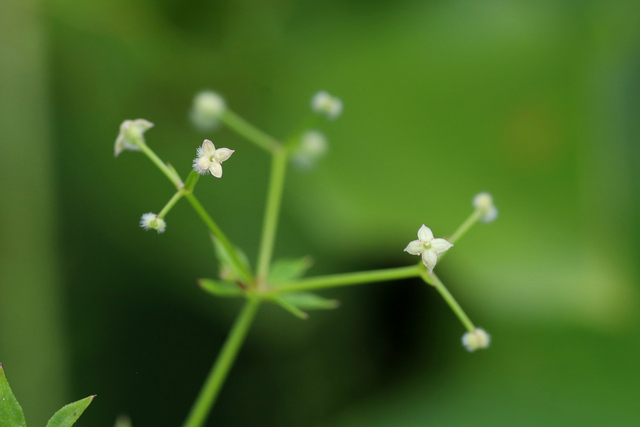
[[198, 279, 244, 297], [268, 257, 313, 285], [280, 292, 340, 310], [269, 295, 308, 319], [210, 235, 251, 284], [46, 395, 95, 427], [0, 363, 27, 427]]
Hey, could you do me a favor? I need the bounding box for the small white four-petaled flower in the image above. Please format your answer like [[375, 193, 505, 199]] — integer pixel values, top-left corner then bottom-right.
[[140, 213, 166, 233], [404, 225, 453, 273], [192, 139, 234, 178], [114, 119, 153, 157]]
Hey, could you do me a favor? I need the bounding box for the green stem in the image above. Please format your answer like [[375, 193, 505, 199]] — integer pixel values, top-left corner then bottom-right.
[[448, 209, 483, 245], [275, 264, 421, 293], [135, 141, 183, 189], [422, 271, 475, 332], [185, 193, 253, 282], [183, 298, 261, 427], [158, 190, 184, 218], [222, 110, 281, 153], [256, 149, 288, 282]]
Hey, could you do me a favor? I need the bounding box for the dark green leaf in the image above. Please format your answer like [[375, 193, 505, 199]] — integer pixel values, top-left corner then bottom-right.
[[199, 279, 244, 297], [280, 292, 340, 310], [45, 395, 95, 427], [268, 257, 313, 285], [0, 363, 27, 427], [269, 295, 308, 319], [210, 235, 251, 284]]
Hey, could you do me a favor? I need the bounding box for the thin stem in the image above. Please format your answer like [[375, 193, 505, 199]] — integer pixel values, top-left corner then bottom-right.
[[256, 149, 288, 282], [275, 264, 421, 293], [158, 190, 184, 218], [422, 271, 475, 332], [222, 110, 281, 153], [136, 141, 183, 189], [185, 193, 253, 282], [448, 209, 483, 245], [183, 298, 261, 427]]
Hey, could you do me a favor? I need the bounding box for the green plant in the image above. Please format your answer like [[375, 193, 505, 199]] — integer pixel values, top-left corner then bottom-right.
[[114, 90, 497, 427], [0, 363, 94, 427]]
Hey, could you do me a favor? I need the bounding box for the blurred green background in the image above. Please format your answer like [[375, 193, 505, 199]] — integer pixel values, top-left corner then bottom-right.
[[1, 0, 639, 425]]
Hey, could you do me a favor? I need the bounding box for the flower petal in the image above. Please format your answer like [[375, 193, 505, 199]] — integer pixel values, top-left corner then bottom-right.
[[417, 225, 433, 242], [422, 249, 438, 273], [214, 148, 234, 163], [404, 240, 423, 255], [430, 238, 453, 254], [201, 139, 216, 157], [209, 162, 223, 178]]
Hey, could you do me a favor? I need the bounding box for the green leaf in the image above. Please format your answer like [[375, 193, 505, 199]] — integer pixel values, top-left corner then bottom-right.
[[0, 363, 27, 427], [269, 295, 309, 320], [46, 395, 95, 427], [210, 235, 252, 284], [198, 279, 244, 297], [280, 292, 340, 310], [267, 257, 313, 285]]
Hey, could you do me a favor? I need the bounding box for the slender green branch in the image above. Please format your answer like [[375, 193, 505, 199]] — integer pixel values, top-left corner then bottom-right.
[[256, 149, 288, 282], [222, 110, 281, 153], [185, 193, 253, 282], [448, 209, 483, 245], [274, 264, 421, 293], [422, 271, 475, 332], [136, 141, 183, 189], [183, 298, 261, 427], [158, 190, 184, 219]]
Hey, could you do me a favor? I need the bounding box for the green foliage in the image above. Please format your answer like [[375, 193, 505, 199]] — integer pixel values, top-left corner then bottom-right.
[[279, 292, 340, 310], [267, 257, 313, 285], [210, 235, 252, 285], [46, 396, 95, 427], [198, 279, 244, 297], [0, 363, 27, 427], [0, 364, 94, 427]]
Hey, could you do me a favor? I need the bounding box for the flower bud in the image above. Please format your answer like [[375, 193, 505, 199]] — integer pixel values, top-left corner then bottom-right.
[[140, 213, 166, 233], [291, 130, 328, 170], [472, 192, 498, 223], [190, 91, 227, 131], [311, 91, 343, 119], [461, 328, 491, 352]]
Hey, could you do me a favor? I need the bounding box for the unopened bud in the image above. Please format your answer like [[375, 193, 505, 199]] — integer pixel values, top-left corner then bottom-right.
[[140, 213, 166, 233], [461, 328, 491, 352], [190, 91, 227, 131], [311, 91, 343, 120], [473, 192, 498, 223]]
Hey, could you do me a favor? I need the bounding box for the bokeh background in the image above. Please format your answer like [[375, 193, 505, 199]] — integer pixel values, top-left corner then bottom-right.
[[1, 0, 640, 426]]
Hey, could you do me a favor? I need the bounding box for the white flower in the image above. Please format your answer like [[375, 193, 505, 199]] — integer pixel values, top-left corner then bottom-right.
[[291, 130, 329, 170], [114, 119, 153, 157], [473, 192, 498, 223], [193, 139, 234, 178], [461, 328, 491, 352], [140, 213, 166, 233], [404, 225, 453, 273], [311, 91, 343, 119], [190, 91, 227, 131]]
